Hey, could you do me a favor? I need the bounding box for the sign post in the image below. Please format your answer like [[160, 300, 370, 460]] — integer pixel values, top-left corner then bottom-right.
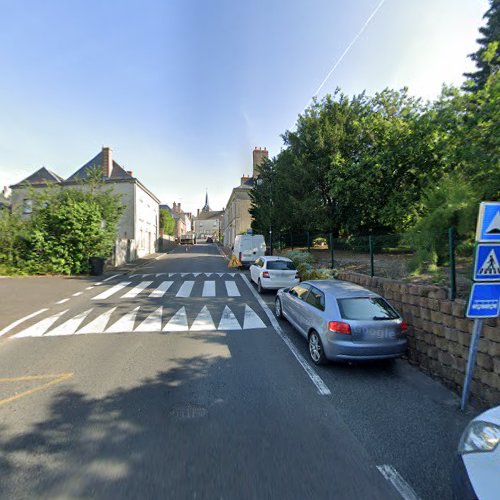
[[461, 202, 500, 411]]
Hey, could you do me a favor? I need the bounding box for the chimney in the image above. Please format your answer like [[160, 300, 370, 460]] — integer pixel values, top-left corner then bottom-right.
[[197, 209, 200, 216], [102, 147, 112, 178], [127, 170, 134, 177], [173, 202, 177, 212], [253, 146, 269, 178], [177, 203, 181, 213]]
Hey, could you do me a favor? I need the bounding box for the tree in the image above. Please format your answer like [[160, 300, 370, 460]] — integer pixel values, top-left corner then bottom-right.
[[160, 208, 175, 236], [465, 0, 500, 90]]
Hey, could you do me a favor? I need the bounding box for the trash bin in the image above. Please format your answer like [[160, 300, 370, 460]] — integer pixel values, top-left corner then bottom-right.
[[89, 256, 105, 276]]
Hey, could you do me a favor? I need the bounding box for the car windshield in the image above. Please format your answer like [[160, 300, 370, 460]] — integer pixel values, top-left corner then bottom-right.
[[337, 297, 399, 320], [267, 260, 296, 270]]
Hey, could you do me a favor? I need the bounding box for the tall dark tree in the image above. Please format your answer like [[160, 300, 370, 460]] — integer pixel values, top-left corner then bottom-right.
[[465, 0, 500, 90]]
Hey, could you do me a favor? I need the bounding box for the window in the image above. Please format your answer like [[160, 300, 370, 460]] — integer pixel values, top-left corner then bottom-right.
[[289, 283, 310, 300], [23, 199, 33, 214], [267, 260, 296, 270], [337, 297, 399, 320], [255, 258, 264, 267], [305, 286, 325, 311]]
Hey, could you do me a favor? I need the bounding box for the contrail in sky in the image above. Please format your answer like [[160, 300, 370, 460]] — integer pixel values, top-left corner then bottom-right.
[[304, 0, 386, 112]]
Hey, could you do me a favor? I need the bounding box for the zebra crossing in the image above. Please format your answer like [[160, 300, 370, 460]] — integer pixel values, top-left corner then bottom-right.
[[92, 277, 243, 301], [10, 303, 267, 338]]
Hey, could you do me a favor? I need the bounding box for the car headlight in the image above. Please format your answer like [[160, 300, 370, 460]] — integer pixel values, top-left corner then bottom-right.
[[458, 420, 500, 454]]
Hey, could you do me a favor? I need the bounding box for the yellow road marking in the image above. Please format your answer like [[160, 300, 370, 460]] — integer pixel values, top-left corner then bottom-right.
[[0, 373, 73, 406]]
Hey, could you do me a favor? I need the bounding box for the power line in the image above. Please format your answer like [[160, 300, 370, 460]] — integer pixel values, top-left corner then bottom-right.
[[303, 0, 386, 114]]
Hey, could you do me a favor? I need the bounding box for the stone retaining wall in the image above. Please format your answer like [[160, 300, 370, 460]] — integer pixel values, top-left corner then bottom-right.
[[336, 271, 500, 406]]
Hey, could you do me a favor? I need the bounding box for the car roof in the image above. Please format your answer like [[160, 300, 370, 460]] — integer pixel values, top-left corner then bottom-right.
[[302, 279, 380, 298]]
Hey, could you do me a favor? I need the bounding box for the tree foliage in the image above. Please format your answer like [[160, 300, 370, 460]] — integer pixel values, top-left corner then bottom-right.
[[160, 208, 175, 236], [0, 179, 124, 275]]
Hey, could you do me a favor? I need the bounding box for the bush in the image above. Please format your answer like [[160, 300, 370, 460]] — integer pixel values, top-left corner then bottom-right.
[[285, 250, 314, 266]]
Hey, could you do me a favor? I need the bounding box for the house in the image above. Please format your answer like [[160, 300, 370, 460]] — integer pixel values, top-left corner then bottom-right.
[[223, 147, 268, 247], [192, 193, 224, 240], [166, 202, 192, 240], [9, 147, 160, 265]]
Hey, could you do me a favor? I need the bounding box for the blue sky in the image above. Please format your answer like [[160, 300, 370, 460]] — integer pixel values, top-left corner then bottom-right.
[[0, 0, 489, 213]]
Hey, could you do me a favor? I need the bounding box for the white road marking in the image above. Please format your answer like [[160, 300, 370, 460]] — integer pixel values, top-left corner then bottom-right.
[[129, 274, 139, 278], [135, 307, 163, 332], [169, 273, 178, 277], [163, 307, 188, 332], [229, 273, 236, 277], [56, 298, 70, 304], [149, 281, 174, 298], [85, 286, 94, 290], [242, 305, 267, 329], [103, 274, 120, 282], [241, 274, 331, 396], [0, 308, 48, 337], [225, 281, 240, 297], [106, 306, 140, 333], [202, 281, 216, 297], [190, 306, 216, 331], [218, 306, 241, 330], [176, 281, 194, 298], [76, 307, 117, 334], [142, 274, 152, 278], [122, 281, 153, 299], [72, 292, 83, 297], [217, 273, 225, 277], [377, 465, 420, 500], [12, 310, 69, 339], [155, 273, 166, 277], [45, 308, 93, 336], [95, 282, 103, 286], [204, 273, 212, 277], [192, 273, 201, 277], [181, 273, 190, 277], [93, 281, 131, 300]]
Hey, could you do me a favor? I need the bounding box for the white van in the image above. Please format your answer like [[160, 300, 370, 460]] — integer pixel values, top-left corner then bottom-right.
[[232, 234, 266, 267]]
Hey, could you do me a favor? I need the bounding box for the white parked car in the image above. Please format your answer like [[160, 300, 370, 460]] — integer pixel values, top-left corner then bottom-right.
[[453, 405, 500, 499], [249, 256, 300, 293]]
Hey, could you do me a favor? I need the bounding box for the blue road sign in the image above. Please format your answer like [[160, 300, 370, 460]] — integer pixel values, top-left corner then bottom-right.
[[466, 283, 500, 318], [476, 202, 500, 242], [473, 244, 500, 281]]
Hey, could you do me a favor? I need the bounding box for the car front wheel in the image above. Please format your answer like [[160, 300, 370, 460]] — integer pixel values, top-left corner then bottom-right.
[[309, 331, 327, 365], [275, 297, 283, 319]]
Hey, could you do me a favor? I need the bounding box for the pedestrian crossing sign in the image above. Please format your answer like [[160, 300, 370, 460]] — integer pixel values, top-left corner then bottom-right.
[[473, 244, 500, 281], [476, 202, 500, 242], [228, 255, 242, 268]]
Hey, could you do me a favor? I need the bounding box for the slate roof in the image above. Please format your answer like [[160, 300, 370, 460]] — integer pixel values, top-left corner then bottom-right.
[[65, 151, 132, 182], [11, 167, 64, 187], [195, 210, 224, 221]]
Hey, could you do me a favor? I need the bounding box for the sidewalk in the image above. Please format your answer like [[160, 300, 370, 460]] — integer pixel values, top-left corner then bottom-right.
[[110, 252, 165, 275]]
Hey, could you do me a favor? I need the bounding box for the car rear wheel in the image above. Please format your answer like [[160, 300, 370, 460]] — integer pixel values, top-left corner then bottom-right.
[[257, 279, 264, 294], [309, 331, 327, 365], [275, 297, 283, 319]]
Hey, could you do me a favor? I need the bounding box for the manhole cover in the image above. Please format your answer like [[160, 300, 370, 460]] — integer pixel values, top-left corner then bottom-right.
[[169, 403, 208, 420]]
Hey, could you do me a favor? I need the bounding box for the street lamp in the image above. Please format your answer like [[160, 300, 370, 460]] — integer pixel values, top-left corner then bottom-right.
[[256, 174, 273, 255]]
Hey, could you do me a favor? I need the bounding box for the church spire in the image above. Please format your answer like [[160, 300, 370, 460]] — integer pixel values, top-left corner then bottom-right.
[[202, 190, 211, 212]]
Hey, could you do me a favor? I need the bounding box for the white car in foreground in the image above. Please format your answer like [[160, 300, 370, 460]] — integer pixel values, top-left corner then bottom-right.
[[249, 256, 300, 293], [453, 405, 500, 499]]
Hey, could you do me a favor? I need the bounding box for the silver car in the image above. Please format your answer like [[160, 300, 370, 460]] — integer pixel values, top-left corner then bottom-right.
[[275, 280, 408, 364]]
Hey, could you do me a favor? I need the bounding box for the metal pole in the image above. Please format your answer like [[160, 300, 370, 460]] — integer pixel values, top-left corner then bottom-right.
[[449, 227, 456, 301], [329, 232, 334, 269], [461, 319, 483, 411], [369, 236, 375, 277], [269, 227, 273, 256]]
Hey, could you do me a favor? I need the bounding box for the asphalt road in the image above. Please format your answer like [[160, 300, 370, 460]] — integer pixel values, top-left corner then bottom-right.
[[0, 244, 478, 499]]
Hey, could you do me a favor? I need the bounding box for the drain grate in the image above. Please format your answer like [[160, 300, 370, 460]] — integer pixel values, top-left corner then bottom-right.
[[169, 403, 208, 420]]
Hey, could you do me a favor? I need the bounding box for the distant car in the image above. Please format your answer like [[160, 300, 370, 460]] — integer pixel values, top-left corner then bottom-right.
[[453, 405, 500, 500], [275, 280, 408, 365], [249, 256, 300, 293], [206, 237, 213, 243]]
